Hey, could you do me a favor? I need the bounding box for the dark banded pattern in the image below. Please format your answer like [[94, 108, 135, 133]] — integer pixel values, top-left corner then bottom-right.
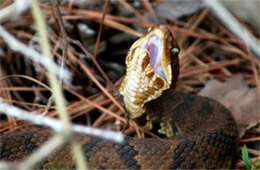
[[0, 92, 238, 169]]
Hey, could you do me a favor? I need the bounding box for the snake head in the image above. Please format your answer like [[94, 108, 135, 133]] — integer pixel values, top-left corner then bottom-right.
[[119, 24, 180, 119]]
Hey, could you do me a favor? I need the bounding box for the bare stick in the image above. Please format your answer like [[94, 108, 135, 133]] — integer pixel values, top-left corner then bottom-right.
[[93, 0, 109, 58], [0, 0, 30, 24], [0, 26, 72, 84], [31, 1, 86, 169], [42, 0, 71, 115], [0, 99, 124, 142], [49, 0, 121, 97], [49, 0, 129, 128], [204, 0, 260, 58], [69, 39, 121, 97]]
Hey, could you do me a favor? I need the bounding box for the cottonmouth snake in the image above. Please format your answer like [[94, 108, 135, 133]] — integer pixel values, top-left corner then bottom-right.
[[0, 25, 239, 169]]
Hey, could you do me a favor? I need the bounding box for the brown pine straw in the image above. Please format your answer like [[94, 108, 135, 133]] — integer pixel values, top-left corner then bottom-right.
[[240, 137, 260, 143], [0, 0, 259, 168]]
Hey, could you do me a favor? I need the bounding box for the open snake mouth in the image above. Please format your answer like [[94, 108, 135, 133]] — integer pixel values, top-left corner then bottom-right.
[[140, 34, 167, 80], [120, 25, 176, 117]]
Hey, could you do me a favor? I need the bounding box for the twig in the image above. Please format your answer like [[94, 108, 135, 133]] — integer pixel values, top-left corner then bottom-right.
[[65, 88, 159, 139], [50, 0, 122, 104], [88, 0, 109, 93], [0, 0, 30, 24], [0, 26, 72, 84], [141, 0, 159, 22], [0, 74, 52, 91], [240, 137, 260, 143], [179, 58, 240, 78], [69, 39, 123, 101], [62, 9, 150, 27], [30, 1, 86, 169], [0, 99, 124, 143], [61, 8, 143, 37], [93, 0, 109, 58], [43, 0, 130, 131], [41, 95, 54, 116], [42, 0, 71, 116], [204, 0, 260, 58], [236, 156, 260, 168], [170, 26, 243, 45], [118, 0, 147, 21]]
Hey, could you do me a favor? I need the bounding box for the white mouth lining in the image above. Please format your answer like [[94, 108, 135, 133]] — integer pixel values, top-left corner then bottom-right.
[[140, 34, 166, 80]]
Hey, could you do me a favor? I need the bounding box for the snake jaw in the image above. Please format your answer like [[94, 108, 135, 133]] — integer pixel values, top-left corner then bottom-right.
[[119, 25, 180, 119]]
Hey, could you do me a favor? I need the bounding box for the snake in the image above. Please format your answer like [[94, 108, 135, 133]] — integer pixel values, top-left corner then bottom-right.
[[0, 24, 239, 169]]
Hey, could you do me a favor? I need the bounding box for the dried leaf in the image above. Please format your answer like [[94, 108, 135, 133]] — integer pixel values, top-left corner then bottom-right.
[[199, 74, 260, 137], [154, 0, 204, 20]]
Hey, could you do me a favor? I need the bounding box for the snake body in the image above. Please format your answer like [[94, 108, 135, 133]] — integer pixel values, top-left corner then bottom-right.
[[0, 25, 239, 169]]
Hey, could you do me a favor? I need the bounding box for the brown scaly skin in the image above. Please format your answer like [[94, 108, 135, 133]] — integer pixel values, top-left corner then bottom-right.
[[0, 92, 239, 169], [0, 25, 239, 169]]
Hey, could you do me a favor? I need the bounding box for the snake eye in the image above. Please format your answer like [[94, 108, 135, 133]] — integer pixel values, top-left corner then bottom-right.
[[170, 47, 179, 55], [147, 26, 152, 32]]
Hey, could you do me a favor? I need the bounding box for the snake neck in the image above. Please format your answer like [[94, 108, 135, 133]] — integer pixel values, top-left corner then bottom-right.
[[119, 24, 180, 119]]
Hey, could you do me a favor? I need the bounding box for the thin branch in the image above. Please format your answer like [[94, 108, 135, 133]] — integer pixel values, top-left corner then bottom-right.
[[44, 0, 129, 133], [0, 0, 30, 24], [0, 26, 72, 84], [47, 1, 137, 129], [41, 95, 54, 116], [88, 0, 109, 96], [204, 0, 260, 58], [64, 88, 162, 138], [0, 99, 124, 143], [179, 58, 240, 78], [93, 0, 109, 58], [69, 39, 122, 99], [42, 0, 71, 115], [118, 0, 147, 21], [50, 0, 121, 104], [30, 1, 86, 169], [141, 0, 159, 22]]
